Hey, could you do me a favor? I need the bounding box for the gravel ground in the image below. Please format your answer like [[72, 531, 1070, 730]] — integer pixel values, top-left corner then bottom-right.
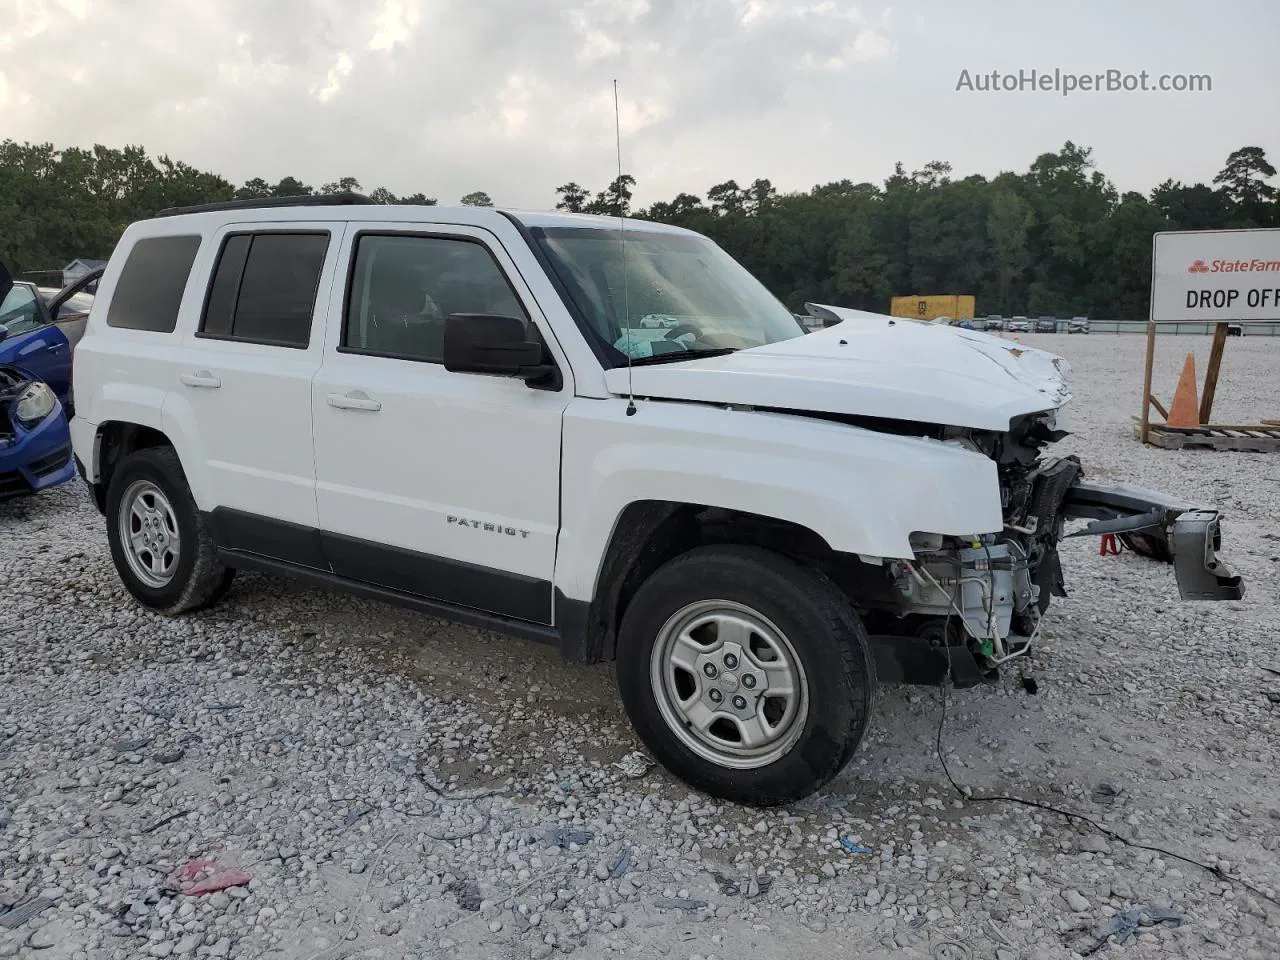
[[2, 333, 1278, 960]]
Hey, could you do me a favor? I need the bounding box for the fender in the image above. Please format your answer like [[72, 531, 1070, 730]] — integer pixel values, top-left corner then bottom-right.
[[555, 398, 1004, 603], [73, 380, 171, 481]]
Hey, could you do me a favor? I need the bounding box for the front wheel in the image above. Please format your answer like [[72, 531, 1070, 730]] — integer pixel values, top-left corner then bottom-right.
[[616, 545, 876, 806]]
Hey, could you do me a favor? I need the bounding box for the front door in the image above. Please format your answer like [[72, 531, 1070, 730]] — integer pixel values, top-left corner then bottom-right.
[[311, 224, 571, 623]]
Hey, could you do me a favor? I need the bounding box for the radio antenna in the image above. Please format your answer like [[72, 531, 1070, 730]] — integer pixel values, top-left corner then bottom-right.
[[614, 79, 636, 417]]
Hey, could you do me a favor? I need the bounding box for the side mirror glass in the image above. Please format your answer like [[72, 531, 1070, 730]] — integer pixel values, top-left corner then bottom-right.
[[442, 314, 558, 387]]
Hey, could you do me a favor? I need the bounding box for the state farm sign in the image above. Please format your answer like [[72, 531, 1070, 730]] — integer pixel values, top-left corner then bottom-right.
[[1151, 228, 1280, 322]]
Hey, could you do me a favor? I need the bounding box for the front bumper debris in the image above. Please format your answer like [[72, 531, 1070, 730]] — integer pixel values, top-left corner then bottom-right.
[[1062, 478, 1244, 601]]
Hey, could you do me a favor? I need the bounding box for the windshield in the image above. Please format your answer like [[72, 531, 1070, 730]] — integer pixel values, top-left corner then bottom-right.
[[530, 226, 803, 365]]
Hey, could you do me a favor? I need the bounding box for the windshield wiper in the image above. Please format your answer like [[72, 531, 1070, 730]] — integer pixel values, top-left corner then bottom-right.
[[627, 347, 739, 366]]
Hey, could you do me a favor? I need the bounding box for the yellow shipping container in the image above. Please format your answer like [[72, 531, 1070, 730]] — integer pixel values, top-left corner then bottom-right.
[[889, 295, 976, 322]]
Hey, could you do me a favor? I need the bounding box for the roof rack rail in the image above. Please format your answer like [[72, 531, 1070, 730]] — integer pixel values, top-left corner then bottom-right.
[[155, 192, 378, 218]]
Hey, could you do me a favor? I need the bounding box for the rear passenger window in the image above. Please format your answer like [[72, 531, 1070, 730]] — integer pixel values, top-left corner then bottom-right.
[[106, 235, 202, 333], [342, 234, 527, 363], [199, 232, 329, 348]]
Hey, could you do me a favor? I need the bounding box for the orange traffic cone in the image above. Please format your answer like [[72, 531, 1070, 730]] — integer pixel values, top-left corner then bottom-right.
[[1166, 353, 1200, 428]]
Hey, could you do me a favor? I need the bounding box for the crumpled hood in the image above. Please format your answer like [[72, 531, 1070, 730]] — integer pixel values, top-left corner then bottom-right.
[[604, 305, 1072, 432]]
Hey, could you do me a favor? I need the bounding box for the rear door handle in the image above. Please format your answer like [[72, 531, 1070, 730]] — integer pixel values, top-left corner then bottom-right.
[[326, 390, 381, 412], [180, 371, 221, 389]]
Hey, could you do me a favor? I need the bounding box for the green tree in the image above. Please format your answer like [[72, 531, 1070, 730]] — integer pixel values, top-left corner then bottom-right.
[[321, 176, 362, 195], [907, 179, 990, 299], [1086, 192, 1172, 320], [706, 180, 747, 215], [272, 177, 313, 197], [1213, 146, 1277, 206], [986, 188, 1033, 314], [461, 191, 494, 207], [584, 175, 635, 217], [1213, 146, 1277, 225], [555, 182, 591, 212], [236, 178, 273, 199], [1150, 180, 1231, 230]]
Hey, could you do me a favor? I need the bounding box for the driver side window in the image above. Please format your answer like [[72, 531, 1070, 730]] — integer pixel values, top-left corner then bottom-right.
[[0, 286, 45, 336], [342, 233, 528, 363]]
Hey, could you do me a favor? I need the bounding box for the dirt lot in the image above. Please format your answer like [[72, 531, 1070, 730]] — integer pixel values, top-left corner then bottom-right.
[[2, 333, 1278, 960]]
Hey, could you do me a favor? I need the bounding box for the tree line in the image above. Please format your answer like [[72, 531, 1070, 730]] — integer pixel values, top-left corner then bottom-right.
[[2, 138, 1275, 320]]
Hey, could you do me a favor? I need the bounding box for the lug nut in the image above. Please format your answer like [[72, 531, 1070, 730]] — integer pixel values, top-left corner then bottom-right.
[[732, 695, 748, 710], [709, 689, 724, 704], [723, 653, 739, 669], [703, 663, 718, 678], [741, 674, 757, 689]]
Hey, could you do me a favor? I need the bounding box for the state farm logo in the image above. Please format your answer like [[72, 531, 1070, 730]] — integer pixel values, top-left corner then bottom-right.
[[1185, 257, 1280, 274]]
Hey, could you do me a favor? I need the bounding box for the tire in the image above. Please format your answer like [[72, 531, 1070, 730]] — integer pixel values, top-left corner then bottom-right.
[[616, 545, 876, 806], [105, 447, 235, 615], [1119, 531, 1173, 563]]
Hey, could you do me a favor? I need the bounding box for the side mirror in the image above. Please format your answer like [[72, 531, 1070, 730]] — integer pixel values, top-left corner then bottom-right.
[[442, 314, 559, 388], [0, 324, 8, 343]]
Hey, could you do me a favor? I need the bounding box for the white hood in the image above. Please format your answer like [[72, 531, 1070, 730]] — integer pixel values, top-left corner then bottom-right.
[[604, 305, 1072, 432]]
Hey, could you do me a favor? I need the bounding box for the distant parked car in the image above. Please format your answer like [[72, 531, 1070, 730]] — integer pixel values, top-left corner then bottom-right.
[[1068, 316, 1090, 334], [1226, 323, 1243, 337], [1035, 317, 1057, 333], [984, 315, 1005, 331], [954, 318, 977, 330], [1007, 317, 1030, 333]]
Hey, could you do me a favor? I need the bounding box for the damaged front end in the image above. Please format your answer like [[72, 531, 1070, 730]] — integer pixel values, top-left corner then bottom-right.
[[1061, 479, 1243, 601], [866, 411, 1244, 688]]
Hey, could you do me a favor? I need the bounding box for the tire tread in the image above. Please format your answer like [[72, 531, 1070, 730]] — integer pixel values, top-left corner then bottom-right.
[[107, 446, 233, 615], [617, 544, 876, 806]]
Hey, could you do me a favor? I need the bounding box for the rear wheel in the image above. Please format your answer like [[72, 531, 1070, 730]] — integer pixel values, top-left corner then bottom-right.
[[616, 545, 876, 806], [105, 447, 235, 614]]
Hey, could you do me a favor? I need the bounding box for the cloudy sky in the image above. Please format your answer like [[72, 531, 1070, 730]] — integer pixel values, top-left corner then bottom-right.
[[2, 0, 1277, 208]]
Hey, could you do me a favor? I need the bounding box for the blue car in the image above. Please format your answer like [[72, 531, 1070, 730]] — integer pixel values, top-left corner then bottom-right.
[[0, 362, 74, 499], [0, 266, 76, 499], [0, 278, 79, 411]]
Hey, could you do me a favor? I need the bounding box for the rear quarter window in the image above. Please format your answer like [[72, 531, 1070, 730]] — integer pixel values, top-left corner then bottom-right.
[[106, 235, 203, 333]]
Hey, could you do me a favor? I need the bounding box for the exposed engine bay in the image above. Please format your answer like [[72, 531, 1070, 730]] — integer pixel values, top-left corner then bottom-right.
[[848, 411, 1244, 687], [1, 365, 33, 446]]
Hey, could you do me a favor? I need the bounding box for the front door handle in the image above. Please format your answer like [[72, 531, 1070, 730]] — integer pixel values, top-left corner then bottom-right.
[[180, 371, 221, 389], [326, 390, 381, 412]]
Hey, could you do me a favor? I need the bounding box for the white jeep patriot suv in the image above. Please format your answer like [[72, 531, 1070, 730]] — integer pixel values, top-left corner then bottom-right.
[[71, 193, 1242, 806]]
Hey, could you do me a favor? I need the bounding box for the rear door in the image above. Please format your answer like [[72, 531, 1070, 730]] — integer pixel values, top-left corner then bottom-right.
[[168, 224, 345, 564]]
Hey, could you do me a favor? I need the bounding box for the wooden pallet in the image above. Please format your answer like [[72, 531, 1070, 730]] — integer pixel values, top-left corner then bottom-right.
[[1133, 418, 1280, 452]]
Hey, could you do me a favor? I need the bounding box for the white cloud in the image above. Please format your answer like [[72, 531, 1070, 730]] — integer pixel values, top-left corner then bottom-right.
[[313, 51, 354, 103], [369, 0, 421, 52]]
